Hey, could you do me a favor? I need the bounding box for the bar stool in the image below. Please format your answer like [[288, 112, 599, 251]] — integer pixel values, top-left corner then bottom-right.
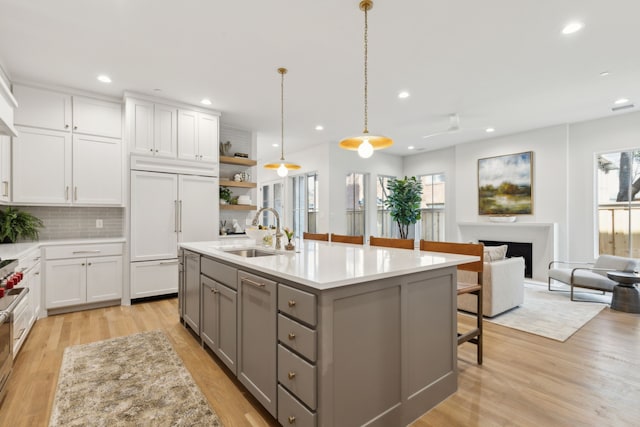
[[369, 236, 414, 249], [303, 232, 329, 241], [330, 234, 364, 244], [420, 240, 484, 365]]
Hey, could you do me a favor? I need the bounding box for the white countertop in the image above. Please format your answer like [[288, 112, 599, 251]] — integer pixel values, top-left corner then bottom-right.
[[0, 237, 126, 261], [180, 239, 478, 290]]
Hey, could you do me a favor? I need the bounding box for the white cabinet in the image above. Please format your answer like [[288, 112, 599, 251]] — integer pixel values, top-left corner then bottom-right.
[[14, 247, 41, 358], [127, 98, 177, 158], [130, 259, 179, 299], [44, 243, 123, 310], [12, 126, 71, 204], [130, 170, 218, 299], [178, 109, 219, 163], [13, 85, 121, 138], [0, 135, 11, 202], [13, 85, 72, 132], [12, 126, 122, 205]]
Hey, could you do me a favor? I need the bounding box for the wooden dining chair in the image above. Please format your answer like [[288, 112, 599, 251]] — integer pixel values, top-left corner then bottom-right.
[[369, 236, 414, 249], [303, 232, 329, 241], [330, 233, 364, 244], [420, 240, 484, 364]]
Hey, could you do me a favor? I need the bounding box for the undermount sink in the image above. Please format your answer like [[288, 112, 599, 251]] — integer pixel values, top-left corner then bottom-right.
[[223, 248, 276, 258]]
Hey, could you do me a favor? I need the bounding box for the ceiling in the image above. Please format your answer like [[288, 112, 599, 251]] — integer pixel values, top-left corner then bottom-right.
[[1, 0, 639, 159]]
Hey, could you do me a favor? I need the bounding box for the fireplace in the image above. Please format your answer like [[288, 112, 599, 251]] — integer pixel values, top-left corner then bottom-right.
[[479, 240, 533, 278]]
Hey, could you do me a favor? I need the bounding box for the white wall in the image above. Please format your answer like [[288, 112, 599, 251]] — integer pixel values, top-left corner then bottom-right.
[[568, 111, 640, 261]]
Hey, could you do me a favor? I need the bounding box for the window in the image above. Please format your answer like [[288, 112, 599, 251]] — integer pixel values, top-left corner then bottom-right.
[[597, 151, 640, 257], [260, 182, 283, 227], [419, 173, 446, 241], [376, 175, 395, 237], [346, 172, 366, 236], [292, 173, 319, 237]]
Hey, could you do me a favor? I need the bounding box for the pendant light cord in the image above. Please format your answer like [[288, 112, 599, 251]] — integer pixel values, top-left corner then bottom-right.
[[280, 69, 285, 161], [363, 4, 369, 134]]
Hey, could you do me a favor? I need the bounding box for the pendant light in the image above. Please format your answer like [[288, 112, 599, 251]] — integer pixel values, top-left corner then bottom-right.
[[264, 67, 301, 177], [339, 0, 393, 158]]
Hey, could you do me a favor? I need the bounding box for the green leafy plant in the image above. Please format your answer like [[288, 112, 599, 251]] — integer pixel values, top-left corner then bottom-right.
[[0, 207, 44, 243], [219, 186, 232, 203], [384, 176, 423, 239]]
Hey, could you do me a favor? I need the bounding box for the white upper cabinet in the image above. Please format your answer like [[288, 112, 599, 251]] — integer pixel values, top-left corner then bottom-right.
[[178, 109, 219, 163], [127, 98, 177, 158], [72, 134, 122, 205], [13, 85, 72, 132], [72, 96, 122, 138], [0, 135, 11, 203]]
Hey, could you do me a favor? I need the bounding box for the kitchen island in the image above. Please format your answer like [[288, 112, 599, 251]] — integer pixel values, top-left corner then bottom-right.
[[179, 239, 477, 427]]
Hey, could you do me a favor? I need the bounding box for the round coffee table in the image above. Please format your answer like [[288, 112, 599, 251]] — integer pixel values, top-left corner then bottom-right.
[[607, 271, 640, 313]]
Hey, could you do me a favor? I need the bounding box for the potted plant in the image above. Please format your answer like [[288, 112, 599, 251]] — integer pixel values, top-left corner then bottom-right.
[[219, 186, 232, 204], [0, 207, 44, 243], [385, 176, 423, 239]]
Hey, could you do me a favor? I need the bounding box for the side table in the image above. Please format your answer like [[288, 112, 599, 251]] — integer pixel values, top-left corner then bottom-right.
[[606, 271, 640, 313]]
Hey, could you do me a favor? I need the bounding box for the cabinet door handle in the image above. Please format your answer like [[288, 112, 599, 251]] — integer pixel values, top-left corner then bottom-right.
[[65, 186, 69, 200], [288, 300, 296, 307], [287, 416, 296, 424], [179, 200, 183, 232], [159, 261, 178, 265], [81, 263, 85, 266], [74, 186, 78, 201], [65, 124, 69, 129], [242, 278, 265, 288], [87, 262, 92, 266], [72, 250, 101, 254], [1, 181, 8, 197], [287, 371, 296, 380], [35, 272, 40, 276], [14, 328, 26, 342], [288, 332, 296, 340], [73, 125, 78, 130], [149, 148, 153, 152], [174, 200, 178, 232], [155, 149, 159, 153]]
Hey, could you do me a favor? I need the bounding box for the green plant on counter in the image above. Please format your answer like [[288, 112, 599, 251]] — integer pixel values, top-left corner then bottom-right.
[[385, 176, 423, 239], [220, 186, 232, 204], [0, 207, 44, 243]]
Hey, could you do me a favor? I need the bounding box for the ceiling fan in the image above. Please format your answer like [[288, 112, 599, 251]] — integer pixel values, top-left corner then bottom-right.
[[422, 113, 461, 139]]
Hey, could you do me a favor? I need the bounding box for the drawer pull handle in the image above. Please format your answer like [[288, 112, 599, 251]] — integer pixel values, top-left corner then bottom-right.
[[288, 300, 296, 307], [243, 278, 265, 288], [72, 250, 101, 254], [288, 416, 296, 424], [287, 371, 296, 380], [288, 332, 296, 340]]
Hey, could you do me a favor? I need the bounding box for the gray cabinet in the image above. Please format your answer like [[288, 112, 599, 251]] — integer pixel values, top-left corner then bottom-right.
[[201, 274, 237, 374], [237, 270, 277, 417], [183, 251, 200, 334]]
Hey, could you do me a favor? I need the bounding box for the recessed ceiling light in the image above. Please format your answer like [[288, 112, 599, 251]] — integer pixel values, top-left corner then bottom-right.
[[599, 71, 610, 77], [614, 98, 630, 105], [97, 74, 111, 83], [485, 127, 495, 133], [562, 21, 584, 35], [315, 125, 324, 131], [272, 143, 279, 147], [398, 91, 410, 99], [201, 98, 212, 105], [408, 145, 415, 150]]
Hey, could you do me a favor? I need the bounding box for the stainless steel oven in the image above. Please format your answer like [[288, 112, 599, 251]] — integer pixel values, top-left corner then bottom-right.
[[0, 259, 27, 404]]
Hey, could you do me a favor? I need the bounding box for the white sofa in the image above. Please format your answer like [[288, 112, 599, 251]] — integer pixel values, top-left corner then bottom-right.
[[458, 256, 525, 317]]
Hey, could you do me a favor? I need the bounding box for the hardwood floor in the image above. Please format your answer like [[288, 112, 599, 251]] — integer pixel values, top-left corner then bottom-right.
[[1, 298, 638, 427]]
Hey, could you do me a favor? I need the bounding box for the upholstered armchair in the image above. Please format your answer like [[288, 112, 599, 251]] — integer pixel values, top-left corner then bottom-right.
[[548, 255, 639, 301], [458, 256, 525, 317]]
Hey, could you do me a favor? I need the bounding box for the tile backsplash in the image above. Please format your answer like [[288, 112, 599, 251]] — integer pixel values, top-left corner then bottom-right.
[[15, 206, 124, 241]]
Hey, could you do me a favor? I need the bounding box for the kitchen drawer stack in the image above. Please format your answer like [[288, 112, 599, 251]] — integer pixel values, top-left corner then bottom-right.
[[277, 284, 318, 426]]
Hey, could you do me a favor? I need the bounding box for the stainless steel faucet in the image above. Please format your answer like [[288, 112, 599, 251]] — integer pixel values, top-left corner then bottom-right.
[[252, 208, 283, 250]]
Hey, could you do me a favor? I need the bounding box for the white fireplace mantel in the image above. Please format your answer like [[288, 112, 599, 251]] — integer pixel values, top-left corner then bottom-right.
[[457, 222, 558, 282]]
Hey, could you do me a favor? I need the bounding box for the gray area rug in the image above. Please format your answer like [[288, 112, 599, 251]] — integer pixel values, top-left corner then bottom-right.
[[483, 282, 609, 342], [49, 330, 222, 427]]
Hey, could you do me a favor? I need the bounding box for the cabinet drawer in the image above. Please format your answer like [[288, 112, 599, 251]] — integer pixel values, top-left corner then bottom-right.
[[278, 284, 316, 326], [278, 385, 316, 427], [45, 243, 123, 260], [278, 314, 316, 362], [201, 256, 237, 290], [278, 345, 316, 410]]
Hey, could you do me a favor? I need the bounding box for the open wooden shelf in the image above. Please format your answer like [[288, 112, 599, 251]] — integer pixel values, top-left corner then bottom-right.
[[220, 155, 257, 166], [220, 204, 257, 211], [219, 179, 257, 188]]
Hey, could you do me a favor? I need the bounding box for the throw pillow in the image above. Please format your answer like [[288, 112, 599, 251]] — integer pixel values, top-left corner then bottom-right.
[[483, 245, 508, 262]]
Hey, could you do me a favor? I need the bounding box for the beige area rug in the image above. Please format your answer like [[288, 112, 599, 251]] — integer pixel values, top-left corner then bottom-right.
[[49, 330, 222, 427], [483, 282, 609, 342]]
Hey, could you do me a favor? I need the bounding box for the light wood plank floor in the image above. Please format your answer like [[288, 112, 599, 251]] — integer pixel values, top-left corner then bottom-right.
[[0, 298, 638, 427]]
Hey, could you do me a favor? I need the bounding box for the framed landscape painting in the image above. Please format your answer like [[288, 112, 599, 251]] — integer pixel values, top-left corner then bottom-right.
[[478, 151, 533, 215]]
